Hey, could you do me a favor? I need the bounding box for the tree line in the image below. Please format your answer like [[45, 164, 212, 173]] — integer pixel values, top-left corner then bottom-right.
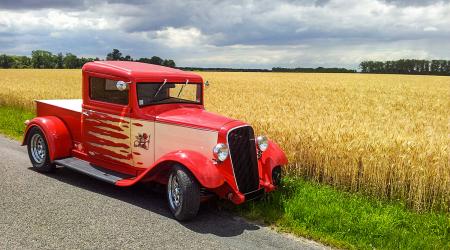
[[360, 59, 450, 75], [179, 67, 271, 72], [1, 49, 449, 76], [106, 49, 175, 68], [0, 49, 175, 69], [272, 67, 356, 73]]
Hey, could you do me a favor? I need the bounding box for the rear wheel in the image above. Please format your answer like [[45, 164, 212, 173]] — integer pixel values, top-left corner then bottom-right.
[[27, 127, 55, 173], [167, 165, 200, 221]]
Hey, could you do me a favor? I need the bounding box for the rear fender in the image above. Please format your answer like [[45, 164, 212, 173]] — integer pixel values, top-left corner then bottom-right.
[[22, 116, 72, 161], [116, 150, 225, 188]]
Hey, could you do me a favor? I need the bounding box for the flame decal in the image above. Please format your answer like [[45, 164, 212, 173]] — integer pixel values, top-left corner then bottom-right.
[[84, 110, 133, 166], [88, 126, 129, 139], [89, 112, 130, 124], [85, 119, 124, 132]]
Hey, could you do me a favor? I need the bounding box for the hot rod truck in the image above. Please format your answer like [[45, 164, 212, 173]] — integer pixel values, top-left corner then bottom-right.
[[23, 61, 287, 220]]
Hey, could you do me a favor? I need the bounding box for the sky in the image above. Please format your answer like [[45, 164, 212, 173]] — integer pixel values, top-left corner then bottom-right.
[[0, 0, 449, 69]]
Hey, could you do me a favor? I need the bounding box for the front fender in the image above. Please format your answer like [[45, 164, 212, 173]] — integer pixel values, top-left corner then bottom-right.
[[116, 150, 225, 188], [259, 140, 288, 184], [22, 116, 72, 161]]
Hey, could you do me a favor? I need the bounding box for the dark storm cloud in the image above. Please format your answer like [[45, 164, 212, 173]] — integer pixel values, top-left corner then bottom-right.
[[0, 0, 449, 68], [0, 0, 86, 10]]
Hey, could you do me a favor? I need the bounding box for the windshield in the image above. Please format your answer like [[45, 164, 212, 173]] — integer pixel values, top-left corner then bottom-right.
[[137, 82, 202, 107]]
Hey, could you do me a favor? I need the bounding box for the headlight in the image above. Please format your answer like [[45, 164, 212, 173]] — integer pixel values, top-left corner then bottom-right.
[[256, 135, 269, 152], [213, 143, 229, 162]]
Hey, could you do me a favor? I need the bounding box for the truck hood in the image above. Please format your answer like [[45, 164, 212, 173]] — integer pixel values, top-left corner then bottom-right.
[[155, 107, 236, 131]]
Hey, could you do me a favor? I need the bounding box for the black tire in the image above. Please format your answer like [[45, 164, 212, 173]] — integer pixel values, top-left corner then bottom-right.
[[26, 126, 55, 173], [272, 166, 282, 186], [167, 165, 200, 221]]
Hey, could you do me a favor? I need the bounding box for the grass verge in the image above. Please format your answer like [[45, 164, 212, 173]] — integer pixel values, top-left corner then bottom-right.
[[0, 105, 34, 140], [1, 104, 449, 249], [238, 178, 450, 249]]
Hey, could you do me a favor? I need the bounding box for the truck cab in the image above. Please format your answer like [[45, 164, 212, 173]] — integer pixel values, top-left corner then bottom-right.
[[23, 61, 287, 220]]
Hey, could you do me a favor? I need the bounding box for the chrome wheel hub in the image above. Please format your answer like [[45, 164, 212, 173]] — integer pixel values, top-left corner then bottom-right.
[[169, 175, 181, 208], [30, 134, 46, 164]]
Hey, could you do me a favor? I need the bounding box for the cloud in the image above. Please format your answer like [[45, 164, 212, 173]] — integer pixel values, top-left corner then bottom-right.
[[0, 0, 86, 10], [382, 0, 449, 6], [0, 0, 449, 68]]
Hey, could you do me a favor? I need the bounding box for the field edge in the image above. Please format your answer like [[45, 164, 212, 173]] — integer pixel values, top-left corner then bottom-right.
[[1, 104, 448, 250]]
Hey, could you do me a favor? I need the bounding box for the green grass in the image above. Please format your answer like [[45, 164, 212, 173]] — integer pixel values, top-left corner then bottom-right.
[[239, 178, 450, 249], [0, 105, 34, 140], [1, 104, 449, 249]]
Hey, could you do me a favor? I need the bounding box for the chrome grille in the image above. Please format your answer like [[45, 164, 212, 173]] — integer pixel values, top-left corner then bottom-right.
[[227, 126, 259, 194]]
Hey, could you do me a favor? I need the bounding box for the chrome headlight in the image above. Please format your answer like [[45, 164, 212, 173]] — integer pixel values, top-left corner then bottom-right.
[[256, 135, 269, 152], [213, 143, 229, 162]]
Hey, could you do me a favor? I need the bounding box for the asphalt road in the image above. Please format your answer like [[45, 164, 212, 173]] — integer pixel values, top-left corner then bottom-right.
[[0, 136, 328, 249]]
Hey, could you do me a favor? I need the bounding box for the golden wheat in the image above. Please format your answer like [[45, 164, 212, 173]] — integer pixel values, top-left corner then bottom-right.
[[0, 69, 448, 211]]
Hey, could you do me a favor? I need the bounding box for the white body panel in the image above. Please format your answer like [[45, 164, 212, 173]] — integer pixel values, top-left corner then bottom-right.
[[155, 122, 218, 161], [130, 119, 155, 168]]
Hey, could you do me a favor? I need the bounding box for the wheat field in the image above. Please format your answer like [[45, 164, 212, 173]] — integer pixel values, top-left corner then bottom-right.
[[0, 69, 448, 211]]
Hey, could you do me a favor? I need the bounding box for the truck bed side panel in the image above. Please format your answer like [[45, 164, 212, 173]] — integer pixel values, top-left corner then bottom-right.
[[36, 100, 82, 143]]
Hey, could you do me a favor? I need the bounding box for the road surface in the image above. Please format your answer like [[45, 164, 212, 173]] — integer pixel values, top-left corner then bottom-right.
[[0, 136, 328, 249]]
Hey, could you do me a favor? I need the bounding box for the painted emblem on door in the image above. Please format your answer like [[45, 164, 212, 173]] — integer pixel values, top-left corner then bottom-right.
[[134, 133, 150, 150]]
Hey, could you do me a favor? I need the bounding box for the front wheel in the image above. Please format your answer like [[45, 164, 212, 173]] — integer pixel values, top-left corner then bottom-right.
[[26, 126, 55, 173], [167, 165, 200, 221]]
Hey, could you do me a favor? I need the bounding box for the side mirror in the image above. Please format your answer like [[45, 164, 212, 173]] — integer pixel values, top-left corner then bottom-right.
[[204, 80, 209, 87], [116, 81, 128, 91]]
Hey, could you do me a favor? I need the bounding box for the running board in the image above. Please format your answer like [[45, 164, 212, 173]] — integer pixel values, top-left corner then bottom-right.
[[54, 157, 134, 184]]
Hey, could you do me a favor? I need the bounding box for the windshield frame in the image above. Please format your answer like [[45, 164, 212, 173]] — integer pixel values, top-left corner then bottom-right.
[[136, 81, 203, 108]]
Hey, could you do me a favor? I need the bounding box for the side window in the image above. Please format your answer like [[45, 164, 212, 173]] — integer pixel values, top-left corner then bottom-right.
[[90, 77, 129, 105]]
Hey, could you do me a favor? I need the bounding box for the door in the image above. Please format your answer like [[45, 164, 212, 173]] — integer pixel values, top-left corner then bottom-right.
[[82, 76, 133, 169], [130, 118, 155, 168]]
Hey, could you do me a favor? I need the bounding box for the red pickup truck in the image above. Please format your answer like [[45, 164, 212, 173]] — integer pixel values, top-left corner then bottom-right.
[[23, 61, 287, 220]]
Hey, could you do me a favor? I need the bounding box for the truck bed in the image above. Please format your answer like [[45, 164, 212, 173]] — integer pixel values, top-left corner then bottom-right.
[[36, 99, 82, 142]]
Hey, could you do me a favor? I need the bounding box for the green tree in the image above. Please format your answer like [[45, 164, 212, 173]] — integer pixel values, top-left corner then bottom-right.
[[149, 56, 163, 65], [162, 59, 176, 68], [11, 56, 31, 68], [106, 49, 122, 60], [55, 52, 64, 69], [31, 50, 54, 68], [63, 53, 79, 69], [0, 54, 14, 68], [78, 57, 96, 67]]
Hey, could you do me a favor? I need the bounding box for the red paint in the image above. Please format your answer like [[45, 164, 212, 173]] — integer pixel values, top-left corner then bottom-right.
[[35, 101, 82, 142], [116, 150, 225, 188], [85, 134, 130, 149], [23, 116, 72, 161], [89, 112, 130, 124], [82, 61, 203, 84], [88, 144, 131, 160], [24, 61, 287, 206], [88, 127, 129, 139], [84, 119, 124, 131], [155, 108, 236, 131]]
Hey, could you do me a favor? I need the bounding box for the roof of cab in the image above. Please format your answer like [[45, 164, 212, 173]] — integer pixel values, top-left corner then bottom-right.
[[82, 61, 202, 81]]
